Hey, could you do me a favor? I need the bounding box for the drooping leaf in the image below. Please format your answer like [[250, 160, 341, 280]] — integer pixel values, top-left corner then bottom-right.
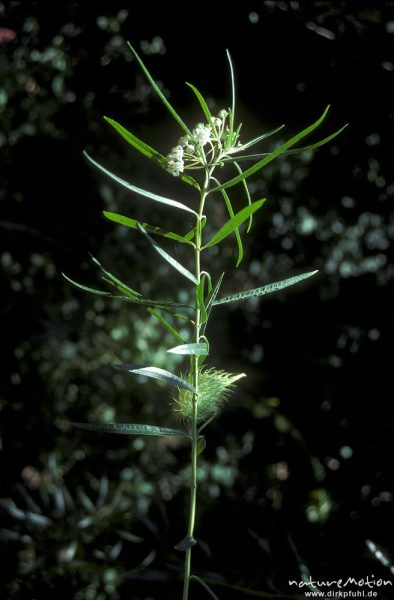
[[203, 200, 266, 249], [167, 343, 208, 356], [114, 364, 196, 392], [103, 211, 195, 246], [212, 176, 243, 266], [90, 255, 141, 298], [63, 273, 190, 310], [186, 82, 212, 123], [84, 152, 197, 215], [213, 270, 319, 305], [138, 224, 197, 284], [62, 273, 111, 297], [213, 106, 337, 192], [103, 116, 164, 161], [127, 42, 191, 136], [233, 161, 253, 234], [70, 422, 189, 437], [147, 308, 186, 343]]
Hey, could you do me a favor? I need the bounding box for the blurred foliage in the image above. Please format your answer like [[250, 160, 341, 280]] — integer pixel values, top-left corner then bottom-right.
[[1, 1, 394, 599]]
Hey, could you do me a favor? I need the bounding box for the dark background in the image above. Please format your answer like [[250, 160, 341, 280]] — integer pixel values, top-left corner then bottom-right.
[[1, 1, 393, 599]]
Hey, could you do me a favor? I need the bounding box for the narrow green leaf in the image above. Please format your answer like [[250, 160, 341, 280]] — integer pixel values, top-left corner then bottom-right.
[[186, 82, 212, 122], [138, 224, 197, 284], [64, 272, 190, 310], [167, 343, 208, 356], [127, 42, 191, 136], [236, 124, 285, 152], [71, 422, 189, 437], [213, 106, 332, 192], [147, 308, 186, 343], [212, 176, 243, 267], [233, 161, 253, 234], [62, 273, 111, 297], [115, 364, 196, 392], [205, 273, 224, 317], [90, 255, 141, 298], [197, 274, 209, 325], [226, 124, 348, 164], [103, 211, 195, 246], [196, 435, 207, 456], [103, 116, 164, 161], [226, 49, 235, 139], [213, 270, 319, 306], [84, 152, 197, 216], [203, 200, 266, 249]]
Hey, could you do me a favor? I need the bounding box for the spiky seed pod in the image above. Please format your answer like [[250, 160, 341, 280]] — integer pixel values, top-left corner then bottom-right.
[[172, 368, 246, 421]]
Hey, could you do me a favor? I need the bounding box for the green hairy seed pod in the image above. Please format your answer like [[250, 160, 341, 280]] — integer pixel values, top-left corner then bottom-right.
[[173, 368, 246, 421]]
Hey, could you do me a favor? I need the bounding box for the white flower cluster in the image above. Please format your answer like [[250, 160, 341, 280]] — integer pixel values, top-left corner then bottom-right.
[[165, 109, 237, 176]]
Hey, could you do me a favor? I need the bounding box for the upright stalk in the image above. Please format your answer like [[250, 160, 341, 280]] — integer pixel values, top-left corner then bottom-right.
[[182, 168, 212, 600]]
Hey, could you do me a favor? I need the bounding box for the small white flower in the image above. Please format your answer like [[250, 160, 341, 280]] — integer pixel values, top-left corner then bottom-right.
[[192, 123, 211, 146], [210, 116, 222, 128], [219, 109, 228, 119]]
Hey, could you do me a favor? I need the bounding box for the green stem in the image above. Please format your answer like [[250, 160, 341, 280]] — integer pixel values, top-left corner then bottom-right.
[[182, 167, 212, 600]]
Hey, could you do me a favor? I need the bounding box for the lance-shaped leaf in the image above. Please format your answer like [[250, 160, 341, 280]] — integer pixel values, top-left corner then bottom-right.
[[213, 270, 319, 305], [233, 161, 253, 234], [203, 199, 266, 249], [104, 116, 164, 161], [103, 211, 195, 246], [71, 422, 189, 438], [147, 308, 186, 343], [212, 176, 243, 267], [197, 273, 210, 325], [167, 343, 208, 356], [213, 106, 336, 192], [114, 364, 196, 392], [234, 124, 285, 152], [226, 49, 236, 143], [127, 42, 191, 136], [138, 224, 197, 284], [90, 255, 141, 298], [62, 273, 111, 297], [63, 273, 190, 310], [186, 82, 212, 122], [84, 152, 197, 216]]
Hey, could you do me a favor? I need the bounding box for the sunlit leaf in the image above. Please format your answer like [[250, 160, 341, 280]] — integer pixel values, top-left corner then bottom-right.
[[84, 152, 197, 215], [213, 270, 319, 305], [71, 422, 189, 437], [167, 343, 208, 356], [213, 106, 335, 191], [138, 224, 197, 284], [203, 200, 266, 248], [103, 211, 195, 246], [127, 42, 191, 136], [114, 364, 196, 392]]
